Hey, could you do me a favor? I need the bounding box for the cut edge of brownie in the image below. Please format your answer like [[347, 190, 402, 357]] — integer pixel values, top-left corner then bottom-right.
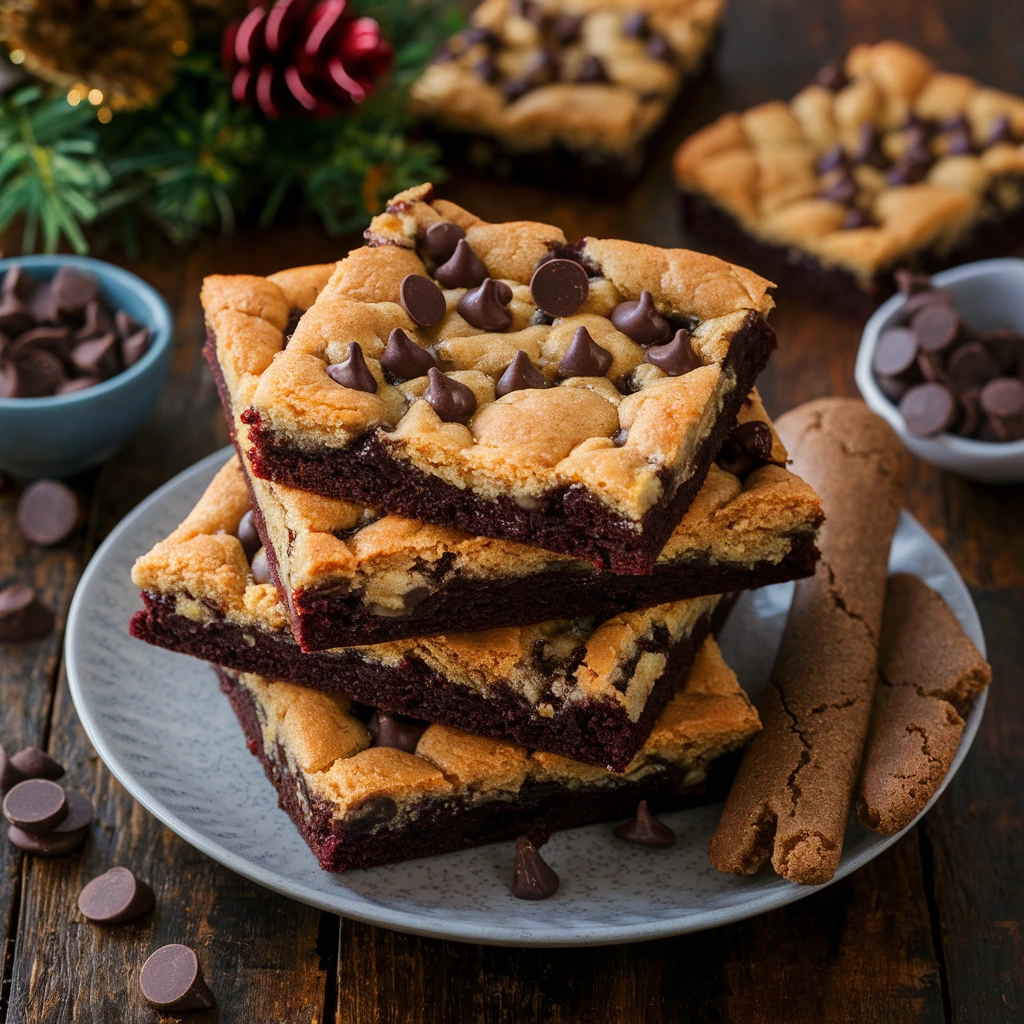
[[130, 595, 714, 772], [219, 665, 717, 872], [241, 309, 777, 576]]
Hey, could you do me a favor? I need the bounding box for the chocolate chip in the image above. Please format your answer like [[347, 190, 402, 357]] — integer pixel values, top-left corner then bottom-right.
[[120, 328, 150, 368], [421, 221, 466, 264], [7, 823, 87, 856], [814, 61, 847, 91], [0, 361, 18, 398], [917, 350, 954, 389], [530, 259, 589, 318], [496, 350, 547, 397], [644, 329, 701, 376], [56, 377, 98, 395], [959, 387, 983, 436], [326, 343, 377, 394], [139, 944, 216, 1011], [73, 300, 113, 342], [12, 325, 71, 357], [816, 144, 847, 174], [15, 348, 65, 396], [894, 269, 933, 297], [0, 294, 33, 336], [28, 284, 57, 325], [900, 382, 958, 437], [612, 427, 628, 446], [940, 113, 969, 134], [553, 12, 583, 43], [610, 289, 670, 345], [0, 747, 25, 794], [613, 800, 676, 847], [2, 267, 33, 300], [17, 480, 79, 546], [425, 367, 477, 423], [0, 585, 55, 641], [474, 55, 497, 82], [463, 25, 496, 46], [842, 207, 872, 229], [50, 790, 93, 834], [981, 329, 1024, 373], [946, 128, 973, 155], [78, 866, 155, 924], [399, 274, 447, 328], [852, 123, 884, 166], [575, 55, 608, 82], [886, 152, 929, 186], [434, 239, 489, 290], [250, 548, 272, 585], [9, 747, 64, 782], [70, 333, 120, 380], [236, 510, 262, 561], [985, 114, 1013, 146], [898, 287, 952, 322], [114, 310, 140, 341], [502, 77, 532, 102], [820, 175, 857, 204], [559, 326, 613, 377], [3, 779, 67, 833], [381, 327, 436, 380], [873, 327, 919, 378], [457, 278, 513, 332], [876, 374, 909, 402], [947, 342, 999, 391], [511, 836, 559, 900], [50, 266, 98, 316], [913, 303, 960, 354], [716, 420, 774, 477], [349, 794, 398, 827], [368, 710, 428, 753], [622, 11, 648, 37], [645, 34, 672, 61], [979, 376, 1024, 441]]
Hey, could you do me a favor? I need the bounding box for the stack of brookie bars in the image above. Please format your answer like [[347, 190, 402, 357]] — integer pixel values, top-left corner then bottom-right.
[[129, 184, 827, 888]]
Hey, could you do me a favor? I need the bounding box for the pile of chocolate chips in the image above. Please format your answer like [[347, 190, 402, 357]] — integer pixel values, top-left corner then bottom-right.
[[0, 265, 151, 398], [873, 270, 1024, 442]]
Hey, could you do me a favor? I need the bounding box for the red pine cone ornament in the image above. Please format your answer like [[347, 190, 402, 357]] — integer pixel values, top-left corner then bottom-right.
[[222, 0, 392, 118]]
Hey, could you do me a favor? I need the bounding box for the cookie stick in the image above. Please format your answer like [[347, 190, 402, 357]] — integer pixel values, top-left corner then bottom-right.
[[709, 398, 907, 885], [856, 573, 992, 836]]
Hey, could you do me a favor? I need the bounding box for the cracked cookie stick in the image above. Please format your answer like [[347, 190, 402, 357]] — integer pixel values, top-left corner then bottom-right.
[[709, 399, 907, 885]]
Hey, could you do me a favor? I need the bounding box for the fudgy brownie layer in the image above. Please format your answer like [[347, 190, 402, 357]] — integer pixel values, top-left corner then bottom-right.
[[680, 186, 1024, 320], [220, 667, 710, 872], [242, 310, 777, 575], [131, 596, 714, 772]]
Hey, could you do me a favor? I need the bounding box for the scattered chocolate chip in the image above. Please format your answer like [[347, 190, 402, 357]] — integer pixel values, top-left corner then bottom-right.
[[250, 548, 272, 585], [913, 303, 960, 354], [381, 327, 436, 380], [816, 144, 847, 174], [496, 350, 547, 397], [985, 113, 1013, 146], [894, 269, 934, 297], [613, 799, 676, 847], [50, 266, 98, 315], [575, 55, 607, 82], [70, 333, 120, 380], [9, 747, 64, 782], [421, 221, 466, 264], [425, 367, 478, 423], [530, 258, 589, 318], [139, 945, 216, 1011], [78, 866, 155, 924], [399, 274, 447, 328], [0, 747, 24, 793], [610, 289, 670, 345], [644, 329, 701, 376], [559, 326, 613, 378], [434, 239, 489, 290], [622, 11, 648, 37], [716, 421, 775, 477], [900, 382, 958, 437], [3, 779, 67, 833], [17, 479, 79, 546], [326, 343, 378, 394], [511, 836, 559, 900], [645, 34, 672, 61], [50, 790, 94, 834], [979, 377, 1024, 441], [120, 328, 150, 369], [7, 822, 87, 856], [814, 61, 847, 91], [0, 585, 55, 641], [15, 348, 65, 396], [236, 510, 262, 561], [368, 710, 428, 753], [457, 278, 513, 332], [947, 341, 999, 391], [873, 327, 919, 378]]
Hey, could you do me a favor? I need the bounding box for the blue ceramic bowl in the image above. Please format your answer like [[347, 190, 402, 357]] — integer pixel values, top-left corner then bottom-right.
[[0, 255, 173, 479]]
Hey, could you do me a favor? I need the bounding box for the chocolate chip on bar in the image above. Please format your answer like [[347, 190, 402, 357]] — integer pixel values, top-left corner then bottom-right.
[[381, 327, 436, 380], [456, 278, 513, 331], [611, 289, 670, 345], [399, 273, 446, 328], [644, 329, 701, 376], [558, 325, 612, 377], [368, 710, 428, 754], [495, 350, 546, 397], [529, 258, 589, 318], [434, 239, 488, 289], [425, 367, 477, 423], [326, 343, 377, 394]]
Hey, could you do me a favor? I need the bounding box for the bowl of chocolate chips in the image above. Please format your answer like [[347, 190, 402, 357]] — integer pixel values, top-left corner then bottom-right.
[[0, 255, 172, 478], [856, 258, 1024, 483]]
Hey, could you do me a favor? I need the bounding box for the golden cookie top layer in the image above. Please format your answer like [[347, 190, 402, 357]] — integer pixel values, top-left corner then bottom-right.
[[219, 184, 775, 521], [674, 41, 1024, 282], [410, 0, 723, 157], [234, 636, 760, 815]]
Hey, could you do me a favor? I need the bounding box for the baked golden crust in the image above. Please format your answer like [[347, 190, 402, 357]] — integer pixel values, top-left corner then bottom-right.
[[674, 41, 1024, 283], [409, 0, 723, 159], [236, 636, 760, 817]]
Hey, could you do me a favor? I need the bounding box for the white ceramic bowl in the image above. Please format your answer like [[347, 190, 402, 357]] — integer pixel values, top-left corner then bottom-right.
[[855, 258, 1024, 483]]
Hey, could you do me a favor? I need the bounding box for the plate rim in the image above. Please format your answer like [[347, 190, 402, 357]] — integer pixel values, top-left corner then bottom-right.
[[65, 447, 988, 947]]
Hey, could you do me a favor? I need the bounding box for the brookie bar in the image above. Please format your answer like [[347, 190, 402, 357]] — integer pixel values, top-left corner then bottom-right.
[[218, 636, 760, 871]]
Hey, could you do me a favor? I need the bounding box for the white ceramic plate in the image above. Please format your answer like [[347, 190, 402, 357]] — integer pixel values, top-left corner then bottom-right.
[[65, 448, 987, 947]]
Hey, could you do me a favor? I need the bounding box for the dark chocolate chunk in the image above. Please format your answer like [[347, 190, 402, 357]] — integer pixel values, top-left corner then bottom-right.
[[913, 303, 960, 354], [575, 54, 608, 82], [425, 367, 478, 423], [70, 333, 120, 380], [236, 510, 262, 561], [613, 799, 676, 847], [814, 61, 847, 91], [434, 239, 489, 290], [139, 944, 216, 1011], [645, 34, 672, 61], [511, 836, 559, 900], [496, 350, 547, 397], [553, 12, 583, 43], [716, 420, 774, 477], [0, 293, 33, 336], [0, 746, 24, 794], [17, 479, 79, 546], [873, 327, 918, 377], [50, 266, 98, 316], [0, 361, 19, 398], [78, 866, 155, 924], [644, 329, 701, 376], [979, 376, 1024, 441], [622, 11, 648, 37], [900, 382, 958, 437], [559, 326, 613, 378], [120, 328, 151, 369], [2, 778, 67, 833], [421, 221, 466, 264], [7, 823, 87, 856], [50, 790, 94, 834], [984, 113, 1013, 146], [368, 710, 428, 753], [816, 144, 847, 174], [9, 747, 64, 782], [947, 342, 999, 391], [457, 278, 513, 332], [399, 274, 447, 328], [610, 289, 670, 345], [15, 348, 65, 396], [0, 584, 55, 641], [381, 327, 436, 380], [56, 377, 98, 395], [349, 794, 398, 827], [530, 258, 589, 318], [894, 269, 933, 297], [250, 548, 272, 585], [820, 175, 857, 204], [326, 343, 377, 394]]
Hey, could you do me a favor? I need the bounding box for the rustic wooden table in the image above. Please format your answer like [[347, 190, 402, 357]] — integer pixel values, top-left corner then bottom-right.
[[1, 1, 1022, 1020]]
